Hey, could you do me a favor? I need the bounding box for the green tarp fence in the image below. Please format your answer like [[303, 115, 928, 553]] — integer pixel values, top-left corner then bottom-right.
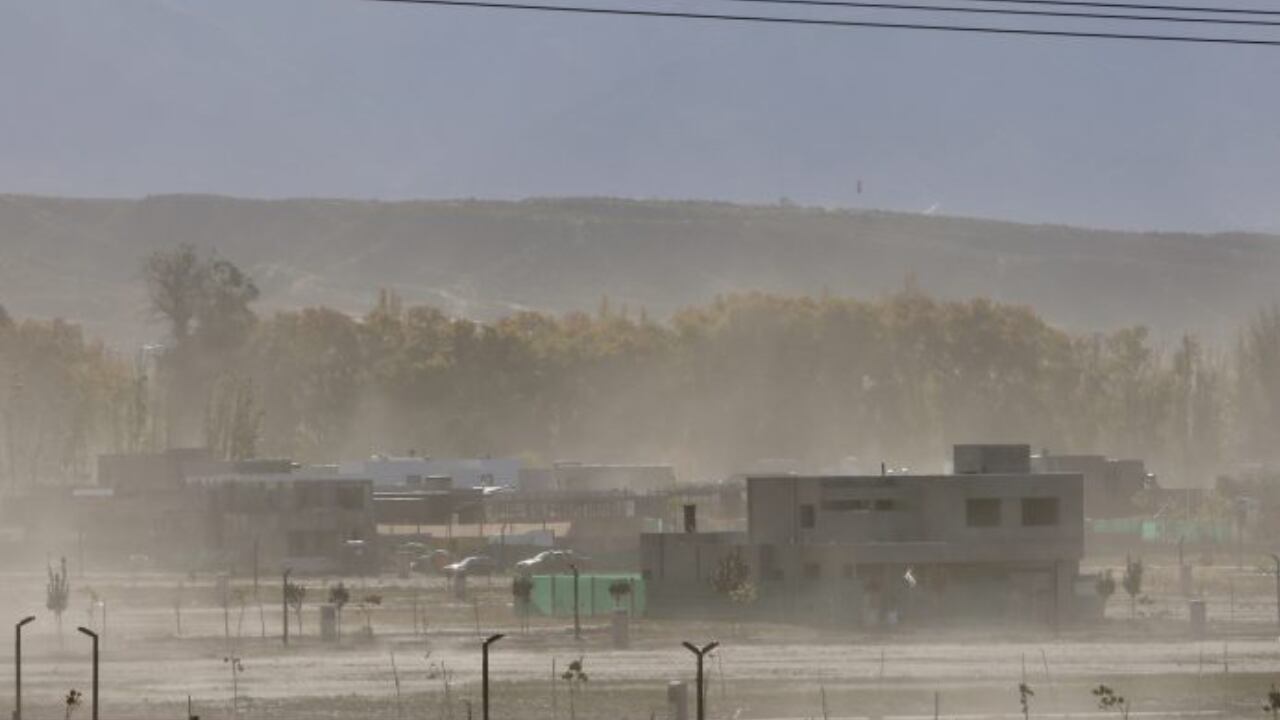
[[1089, 517, 1232, 544], [529, 573, 646, 617]]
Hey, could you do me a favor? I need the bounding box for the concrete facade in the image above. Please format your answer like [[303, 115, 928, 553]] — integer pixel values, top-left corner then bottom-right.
[[187, 470, 377, 574], [1031, 453, 1151, 518], [642, 445, 1085, 627]]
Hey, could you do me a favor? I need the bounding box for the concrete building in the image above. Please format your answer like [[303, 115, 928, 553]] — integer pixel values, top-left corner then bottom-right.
[[186, 464, 377, 574], [96, 447, 213, 494], [1031, 452, 1152, 518], [642, 444, 1086, 627]]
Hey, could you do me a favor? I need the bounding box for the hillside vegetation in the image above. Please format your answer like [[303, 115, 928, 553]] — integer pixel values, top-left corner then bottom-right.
[[1, 194, 1277, 346]]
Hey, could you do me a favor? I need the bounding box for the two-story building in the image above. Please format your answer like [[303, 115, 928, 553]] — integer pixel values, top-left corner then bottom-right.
[[642, 444, 1086, 627]]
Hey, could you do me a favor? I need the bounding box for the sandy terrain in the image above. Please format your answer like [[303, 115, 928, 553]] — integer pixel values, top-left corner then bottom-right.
[[1, 557, 1278, 720]]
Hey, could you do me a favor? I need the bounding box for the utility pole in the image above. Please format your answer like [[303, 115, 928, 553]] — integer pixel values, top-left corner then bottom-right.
[[77, 627, 99, 720], [1270, 554, 1280, 630], [282, 568, 292, 646], [570, 564, 581, 641], [682, 641, 719, 720], [482, 633, 505, 720], [15, 616, 34, 720]]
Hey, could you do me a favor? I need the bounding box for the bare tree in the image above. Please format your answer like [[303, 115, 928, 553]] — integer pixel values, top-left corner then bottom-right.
[[1122, 558, 1144, 620], [47, 556, 70, 638]]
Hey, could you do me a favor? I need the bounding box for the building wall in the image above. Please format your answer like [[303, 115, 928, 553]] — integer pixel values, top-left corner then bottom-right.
[[195, 475, 376, 574], [1033, 454, 1148, 518], [648, 466, 1085, 625], [747, 473, 1084, 562]]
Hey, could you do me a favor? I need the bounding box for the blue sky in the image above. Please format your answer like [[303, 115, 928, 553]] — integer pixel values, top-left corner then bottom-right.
[[2, 0, 1278, 232]]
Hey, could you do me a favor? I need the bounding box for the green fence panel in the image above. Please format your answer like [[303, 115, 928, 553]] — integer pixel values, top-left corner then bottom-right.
[[529, 573, 645, 617]]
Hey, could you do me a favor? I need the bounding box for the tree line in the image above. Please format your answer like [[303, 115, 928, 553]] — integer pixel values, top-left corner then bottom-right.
[[3, 244, 1279, 488]]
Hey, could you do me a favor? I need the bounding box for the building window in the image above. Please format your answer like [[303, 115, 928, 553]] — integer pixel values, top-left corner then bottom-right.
[[803, 562, 822, 581], [337, 486, 365, 510], [874, 499, 895, 511], [821, 499, 869, 511], [966, 498, 1001, 527], [1022, 497, 1059, 527], [288, 531, 307, 555], [799, 504, 816, 529], [842, 563, 855, 579]]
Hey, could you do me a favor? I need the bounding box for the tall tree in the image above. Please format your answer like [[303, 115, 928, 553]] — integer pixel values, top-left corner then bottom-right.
[[143, 245, 205, 345]]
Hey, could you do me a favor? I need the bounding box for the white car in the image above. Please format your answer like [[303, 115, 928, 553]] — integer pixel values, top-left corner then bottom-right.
[[514, 550, 590, 575], [442, 555, 496, 576]]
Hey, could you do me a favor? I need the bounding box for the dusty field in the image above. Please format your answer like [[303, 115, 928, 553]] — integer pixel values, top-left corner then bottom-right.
[[2, 556, 1280, 720]]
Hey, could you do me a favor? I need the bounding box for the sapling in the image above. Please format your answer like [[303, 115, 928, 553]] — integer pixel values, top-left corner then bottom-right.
[[1122, 558, 1144, 620], [329, 582, 351, 639], [285, 580, 307, 636], [1019, 682, 1035, 720], [1093, 684, 1130, 720], [512, 576, 534, 633], [64, 689, 82, 720], [361, 593, 383, 637], [224, 656, 245, 718], [1095, 570, 1116, 612], [561, 656, 589, 720], [47, 556, 70, 639], [1264, 683, 1280, 719], [608, 579, 632, 610]]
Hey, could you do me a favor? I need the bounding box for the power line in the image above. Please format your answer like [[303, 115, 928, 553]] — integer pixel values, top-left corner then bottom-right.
[[367, 0, 1280, 46], [678, 0, 1280, 27], [912, 0, 1280, 17]]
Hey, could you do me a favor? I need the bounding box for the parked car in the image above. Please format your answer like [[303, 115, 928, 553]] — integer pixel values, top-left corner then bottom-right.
[[442, 554, 496, 576], [514, 549, 591, 575]]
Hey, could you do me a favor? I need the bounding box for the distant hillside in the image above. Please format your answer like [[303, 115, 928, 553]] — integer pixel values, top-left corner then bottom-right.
[[0, 194, 1276, 347]]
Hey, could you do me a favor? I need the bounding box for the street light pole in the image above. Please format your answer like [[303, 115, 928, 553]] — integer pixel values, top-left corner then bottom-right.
[[15, 616, 34, 720], [682, 641, 719, 720], [482, 633, 505, 720], [282, 568, 292, 646], [570, 564, 581, 641], [1269, 554, 1280, 630], [77, 626, 99, 720]]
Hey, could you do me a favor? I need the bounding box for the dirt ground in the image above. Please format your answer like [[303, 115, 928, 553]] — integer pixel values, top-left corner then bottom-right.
[[2, 555, 1280, 720]]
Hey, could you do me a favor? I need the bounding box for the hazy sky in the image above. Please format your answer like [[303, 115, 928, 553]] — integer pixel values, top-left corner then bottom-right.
[[2, 0, 1278, 233]]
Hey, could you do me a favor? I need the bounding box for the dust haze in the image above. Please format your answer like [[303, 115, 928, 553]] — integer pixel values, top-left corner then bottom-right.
[[4, 2, 1280, 719]]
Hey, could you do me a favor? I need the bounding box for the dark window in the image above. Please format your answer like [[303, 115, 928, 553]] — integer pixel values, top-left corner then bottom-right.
[[296, 484, 325, 509], [799, 504, 816, 529], [803, 562, 822, 581], [874, 499, 895, 511], [1022, 497, 1059, 527], [821, 499, 869, 511], [966, 498, 1002, 527], [288, 531, 306, 555], [337, 485, 364, 510]]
